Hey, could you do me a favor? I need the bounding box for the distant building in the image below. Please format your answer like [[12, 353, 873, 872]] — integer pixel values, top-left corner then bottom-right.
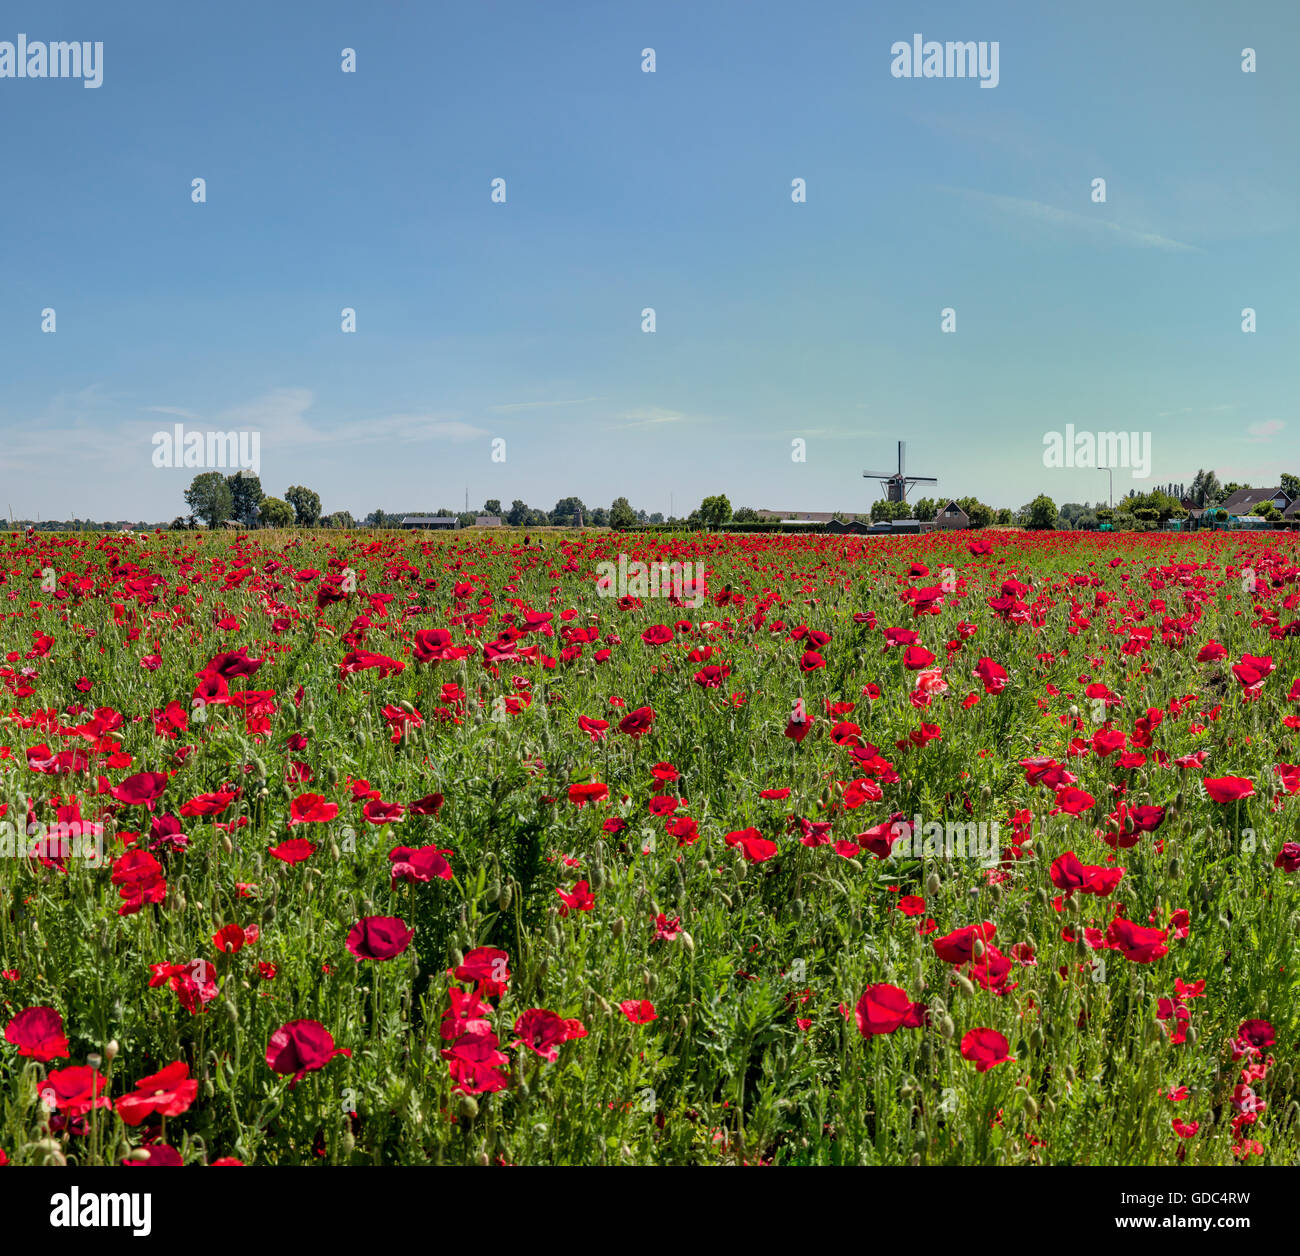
[[757, 510, 863, 524], [932, 500, 970, 531], [401, 516, 459, 530], [865, 519, 931, 535], [474, 515, 502, 528], [1219, 487, 1292, 517]]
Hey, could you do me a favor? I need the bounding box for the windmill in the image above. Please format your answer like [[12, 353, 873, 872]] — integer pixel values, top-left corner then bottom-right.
[[864, 441, 937, 504]]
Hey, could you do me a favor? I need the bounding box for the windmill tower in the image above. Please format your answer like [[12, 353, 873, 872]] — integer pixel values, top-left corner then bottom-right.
[[864, 441, 937, 504]]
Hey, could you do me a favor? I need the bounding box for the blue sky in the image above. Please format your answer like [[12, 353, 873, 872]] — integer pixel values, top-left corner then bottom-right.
[[2, 0, 1297, 521]]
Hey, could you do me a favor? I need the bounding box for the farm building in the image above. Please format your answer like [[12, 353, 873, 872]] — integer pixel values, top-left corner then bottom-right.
[[932, 500, 970, 530], [474, 515, 502, 527], [401, 516, 459, 530]]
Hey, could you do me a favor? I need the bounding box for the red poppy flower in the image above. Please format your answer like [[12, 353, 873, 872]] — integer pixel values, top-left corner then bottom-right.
[[455, 947, 511, 997], [617, 706, 655, 738], [388, 845, 453, 884], [266, 1019, 351, 1087], [110, 849, 167, 916], [4, 1006, 70, 1062], [110, 771, 169, 810], [960, 1028, 1012, 1072], [346, 916, 414, 961], [116, 1061, 198, 1126], [269, 837, 316, 864], [556, 880, 596, 915], [619, 999, 657, 1025], [1106, 917, 1169, 963], [288, 793, 339, 825], [41, 1065, 110, 1115], [854, 984, 928, 1038], [1203, 776, 1255, 803], [568, 782, 610, 808], [724, 827, 778, 863], [513, 1009, 587, 1062]]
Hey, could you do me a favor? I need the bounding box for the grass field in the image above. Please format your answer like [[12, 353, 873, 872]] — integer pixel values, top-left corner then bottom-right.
[[1, 526, 1297, 1166]]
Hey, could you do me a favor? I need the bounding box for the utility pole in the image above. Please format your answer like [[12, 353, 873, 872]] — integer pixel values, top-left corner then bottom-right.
[[1101, 468, 1113, 509]]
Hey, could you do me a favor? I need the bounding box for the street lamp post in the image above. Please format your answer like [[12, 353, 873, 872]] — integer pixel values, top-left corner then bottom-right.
[[1101, 467, 1113, 510]]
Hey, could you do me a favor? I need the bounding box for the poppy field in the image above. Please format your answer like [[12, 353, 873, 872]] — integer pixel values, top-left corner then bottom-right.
[[1, 526, 1299, 1167]]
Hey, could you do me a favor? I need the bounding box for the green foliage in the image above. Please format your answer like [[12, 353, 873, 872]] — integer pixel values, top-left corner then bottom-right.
[[285, 485, 322, 527], [184, 472, 233, 526], [259, 496, 294, 528]]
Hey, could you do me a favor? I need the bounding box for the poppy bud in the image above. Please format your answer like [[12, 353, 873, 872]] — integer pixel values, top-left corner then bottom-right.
[[938, 1014, 955, 1039], [971, 939, 985, 960], [224, 999, 239, 1023], [327, 764, 339, 786], [1167, 857, 1180, 879], [262, 903, 276, 926], [954, 974, 975, 997], [476, 1151, 490, 1167], [909, 1153, 921, 1167], [341, 1131, 356, 1157], [329, 842, 340, 861], [105, 1039, 119, 1061], [449, 947, 464, 968], [126, 1147, 151, 1162], [1029, 1026, 1045, 1051], [925, 872, 941, 896], [221, 835, 233, 856], [456, 1096, 478, 1123], [499, 883, 513, 911], [485, 881, 500, 904], [611, 916, 624, 938], [680, 931, 694, 952]]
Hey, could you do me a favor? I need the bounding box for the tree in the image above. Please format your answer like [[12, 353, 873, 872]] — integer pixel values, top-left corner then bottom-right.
[[993, 508, 1014, 526], [226, 472, 264, 526], [260, 496, 294, 528], [1252, 502, 1282, 522], [284, 485, 322, 527], [1190, 469, 1222, 508], [1281, 475, 1300, 498], [609, 496, 637, 529], [955, 497, 993, 529], [483, 499, 502, 517], [649, 512, 664, 525], [698, 494, 733, 528], [732, 506, 759, 523], [326, 510, 355, 528], [550, 496, 587, 527], [870, 499, 908, 522], [506, 499, 530, 526], [912, 497, 937, 522], [1024, 494, 1059, 530], [184, 472, 233, 527]]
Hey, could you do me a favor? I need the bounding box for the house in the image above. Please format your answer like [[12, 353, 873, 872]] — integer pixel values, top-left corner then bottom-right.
[[1219, 487, 1292, 518], [932, 500, 970, 531], [401, 516, 459, 530], [474, 515, 502, 528]]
